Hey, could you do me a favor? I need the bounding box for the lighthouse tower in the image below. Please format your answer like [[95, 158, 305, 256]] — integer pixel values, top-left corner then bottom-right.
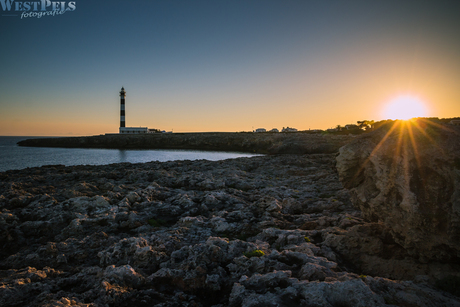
[[118, 87, 149, 134], [120, 87, 126, 128]]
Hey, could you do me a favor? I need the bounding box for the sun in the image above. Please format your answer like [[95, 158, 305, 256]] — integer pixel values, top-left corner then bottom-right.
[[383, 96, 428, 120]]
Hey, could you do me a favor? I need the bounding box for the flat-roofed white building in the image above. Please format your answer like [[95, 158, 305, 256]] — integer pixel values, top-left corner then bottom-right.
[[119, 127, 148, 134]]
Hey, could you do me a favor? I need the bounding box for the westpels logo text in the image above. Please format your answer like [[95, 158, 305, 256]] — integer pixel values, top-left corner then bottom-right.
[[1, 0, 76, 18]]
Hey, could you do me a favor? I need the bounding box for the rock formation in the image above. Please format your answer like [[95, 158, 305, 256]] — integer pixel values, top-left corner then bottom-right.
[[336, 119, 460, 264], [1, 152, 459, 306]]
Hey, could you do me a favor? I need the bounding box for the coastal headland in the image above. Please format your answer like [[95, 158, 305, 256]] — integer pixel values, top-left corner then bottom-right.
[[17, 132, 354, 154]]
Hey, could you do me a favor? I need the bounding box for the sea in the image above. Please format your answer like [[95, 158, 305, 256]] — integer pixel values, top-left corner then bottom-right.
[[0, 136, 261, 172]]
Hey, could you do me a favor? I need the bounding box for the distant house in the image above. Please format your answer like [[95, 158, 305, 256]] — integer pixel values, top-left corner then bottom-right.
[[269, 128, 279, 133], [282, 127, 297, 132], [148, 129, 161, 133], [345, 124, 359, 130], [449, 120, 460, 126], [255, 128, 266, 133], [327, 128, 338, 132]]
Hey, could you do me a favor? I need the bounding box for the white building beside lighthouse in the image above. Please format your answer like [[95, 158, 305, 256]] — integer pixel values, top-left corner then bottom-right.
[[118, 87, 150, 134]]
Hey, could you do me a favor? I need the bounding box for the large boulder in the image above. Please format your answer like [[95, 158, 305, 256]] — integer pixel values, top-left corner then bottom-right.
[[336, 120, 460, 262]]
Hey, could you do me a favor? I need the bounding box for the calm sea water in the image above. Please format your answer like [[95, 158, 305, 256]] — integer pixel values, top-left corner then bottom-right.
[[0, 136, 260, 172]]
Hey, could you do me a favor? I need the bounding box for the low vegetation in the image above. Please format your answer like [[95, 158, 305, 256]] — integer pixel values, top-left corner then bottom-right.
[[147, 218, 166, 227], [435, 275, 460, 297], [243, 250, 265, 258]]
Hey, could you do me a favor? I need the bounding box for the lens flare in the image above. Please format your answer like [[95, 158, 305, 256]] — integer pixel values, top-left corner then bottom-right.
[[383, 96, 428, 120]]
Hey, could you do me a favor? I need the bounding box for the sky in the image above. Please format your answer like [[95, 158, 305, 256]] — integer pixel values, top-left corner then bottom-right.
[[1, 0, 460, 136]]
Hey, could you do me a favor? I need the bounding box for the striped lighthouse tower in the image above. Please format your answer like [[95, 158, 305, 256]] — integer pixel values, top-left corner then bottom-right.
[[120, 87, 126, 129]]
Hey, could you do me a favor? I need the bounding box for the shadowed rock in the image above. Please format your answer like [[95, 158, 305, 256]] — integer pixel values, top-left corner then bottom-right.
[[336, 119, 460, 263]]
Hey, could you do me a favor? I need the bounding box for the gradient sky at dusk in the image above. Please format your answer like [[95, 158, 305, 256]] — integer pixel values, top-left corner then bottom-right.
[[1, 0, 460, 135]]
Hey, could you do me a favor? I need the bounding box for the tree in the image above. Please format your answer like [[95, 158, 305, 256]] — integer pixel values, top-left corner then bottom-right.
[[357, 120, 374, 131]]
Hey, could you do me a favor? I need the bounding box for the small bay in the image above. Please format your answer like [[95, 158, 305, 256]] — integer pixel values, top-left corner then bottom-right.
[[0, 136, 261, 172]]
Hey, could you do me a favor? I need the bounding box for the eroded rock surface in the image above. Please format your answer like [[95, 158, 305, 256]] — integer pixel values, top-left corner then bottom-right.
[[1, 154, 459, 306], [336, 120, 460, 264]]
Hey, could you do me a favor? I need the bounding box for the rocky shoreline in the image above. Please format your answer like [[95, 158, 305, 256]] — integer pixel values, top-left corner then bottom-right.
[[17, 133, 353, 155], [2, 123, 460, 306]]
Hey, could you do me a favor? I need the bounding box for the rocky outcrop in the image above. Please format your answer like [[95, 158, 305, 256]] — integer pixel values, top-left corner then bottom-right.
[[17, 132, 353, 154], [336, 119, 460, 264], [1, 153, 459, 306]]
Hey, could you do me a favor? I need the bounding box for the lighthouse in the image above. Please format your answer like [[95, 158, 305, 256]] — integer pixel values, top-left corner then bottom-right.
[[118, 87, 149, 134], [120, 87, 126, 128]]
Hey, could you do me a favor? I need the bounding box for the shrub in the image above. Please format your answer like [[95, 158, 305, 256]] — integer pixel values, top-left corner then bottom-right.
[[454, 158, 460, 169], [244, 250, 265, 258], [384, 297, 397, 305], [435, 275, 460, 297], [148, 218, 166, 227]]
